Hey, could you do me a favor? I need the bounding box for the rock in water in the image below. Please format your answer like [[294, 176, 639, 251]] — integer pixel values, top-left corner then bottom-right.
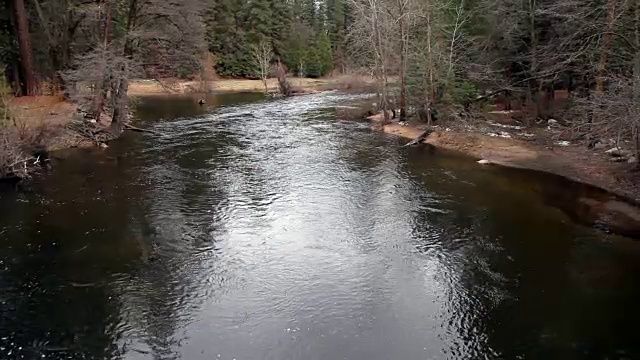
[[477, 159, 491, 165]]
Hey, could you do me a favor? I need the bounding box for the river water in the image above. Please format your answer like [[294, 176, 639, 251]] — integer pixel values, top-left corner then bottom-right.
[[1, 92, 640, 359]]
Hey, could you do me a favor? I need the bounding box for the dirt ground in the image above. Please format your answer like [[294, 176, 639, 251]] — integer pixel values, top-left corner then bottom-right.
[[6, 96, 108, 151], [383, 122, 640, 202]]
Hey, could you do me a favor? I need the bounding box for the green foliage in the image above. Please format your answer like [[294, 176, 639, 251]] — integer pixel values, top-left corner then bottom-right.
[[452, 80, 478, 104], [245, 0, 273, 44], [205, 0, 340, 78], [316, 32, 333, 76]]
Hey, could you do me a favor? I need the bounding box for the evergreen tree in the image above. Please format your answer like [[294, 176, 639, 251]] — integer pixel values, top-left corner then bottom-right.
[[245, 0, 272, 44], [206, 0, 255, 77], [270, 0, 293, 61], [317, 31, 333, 75]]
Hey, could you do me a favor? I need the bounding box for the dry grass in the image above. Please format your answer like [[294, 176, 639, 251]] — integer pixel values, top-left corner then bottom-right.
[[331, 74, 378, 93], [0, 96, 90, 178]]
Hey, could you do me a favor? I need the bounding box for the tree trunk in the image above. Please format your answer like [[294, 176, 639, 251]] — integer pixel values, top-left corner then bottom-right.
[[369, 0, 388, 123], [634, 0, 640, 169], [596, 0, 616, 95], [111, 0, 137, 129], [528, 0, 538, 122], [425, 0, 435, 114], [398, 0, 407, 121], [13, 0, 38, 96], [93, 0, 112, 121]]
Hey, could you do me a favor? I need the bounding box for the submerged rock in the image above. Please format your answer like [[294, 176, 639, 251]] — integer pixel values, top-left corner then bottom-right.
[[578, 197, 640, 238]]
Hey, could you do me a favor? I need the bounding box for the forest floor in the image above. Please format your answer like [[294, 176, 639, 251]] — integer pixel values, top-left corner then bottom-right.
[[127, 75, 377, 96], [378, 117, 640, 202]]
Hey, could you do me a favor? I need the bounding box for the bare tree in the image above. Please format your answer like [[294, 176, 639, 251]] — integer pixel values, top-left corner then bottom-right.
[[251, 40, 273, 94], [396, 0, 411, 121], [349, 0, 394, 122]]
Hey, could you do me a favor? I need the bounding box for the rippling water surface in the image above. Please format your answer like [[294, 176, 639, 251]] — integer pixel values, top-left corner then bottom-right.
[[1, 92, 640, 359]]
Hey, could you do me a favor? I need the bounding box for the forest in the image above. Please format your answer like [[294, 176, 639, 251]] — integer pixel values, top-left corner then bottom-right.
[[0, 0, 639, 177]]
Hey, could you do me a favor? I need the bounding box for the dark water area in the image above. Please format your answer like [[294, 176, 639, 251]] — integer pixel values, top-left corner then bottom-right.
[[1, 91, 640, 359]]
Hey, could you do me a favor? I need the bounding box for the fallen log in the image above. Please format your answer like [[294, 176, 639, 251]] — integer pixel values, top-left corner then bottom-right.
[[124, 124, 162, 135], [403, 129, 433, 147]]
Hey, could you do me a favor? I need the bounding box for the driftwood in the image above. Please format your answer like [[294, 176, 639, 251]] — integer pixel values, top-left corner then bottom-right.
[[124, 123, 161, 135], [403, 129, 433, 147], [67, 121, 111, 145]]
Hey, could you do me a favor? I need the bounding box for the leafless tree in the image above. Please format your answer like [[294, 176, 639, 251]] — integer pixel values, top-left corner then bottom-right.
[[251, 40, 273, 94]]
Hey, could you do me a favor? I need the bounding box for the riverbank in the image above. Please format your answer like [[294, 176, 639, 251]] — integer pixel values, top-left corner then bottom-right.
[[127, 75, 376, 96], [381, 121, 640, 202], [0, 96, 117, 179]]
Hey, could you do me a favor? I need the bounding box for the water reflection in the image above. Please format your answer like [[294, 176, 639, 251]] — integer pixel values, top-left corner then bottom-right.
[[0, 91, 639, 359]]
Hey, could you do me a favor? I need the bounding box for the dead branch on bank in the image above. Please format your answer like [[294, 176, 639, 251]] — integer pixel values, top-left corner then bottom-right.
[[124, 123, 162, 135], [403, 129, 433, 147]]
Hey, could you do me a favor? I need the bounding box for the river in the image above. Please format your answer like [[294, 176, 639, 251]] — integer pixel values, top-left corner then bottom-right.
[[1, 92, 640, 359]]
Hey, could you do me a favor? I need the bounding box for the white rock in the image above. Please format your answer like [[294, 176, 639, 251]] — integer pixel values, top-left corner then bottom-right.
[[555, 141, 570, 147], [548, 119, 559, 125], [477, 159, 491, 164]]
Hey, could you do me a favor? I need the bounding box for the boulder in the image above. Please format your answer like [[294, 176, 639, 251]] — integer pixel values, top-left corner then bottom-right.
[[606, 148, 634, 157], [593, 142, 607, 150], [548, 119, 559, 125], [606, 147, 624, 156]]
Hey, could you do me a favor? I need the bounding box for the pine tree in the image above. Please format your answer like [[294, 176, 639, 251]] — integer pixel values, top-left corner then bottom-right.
[[270, 0, 293, 61], [206, 0, 255, 77], [245, 0, 272, 44], [317, 31, 333, 75], [325, 0, 347, 72]]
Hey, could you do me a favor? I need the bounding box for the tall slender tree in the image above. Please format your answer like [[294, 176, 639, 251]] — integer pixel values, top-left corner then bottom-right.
[[13, 0, 38, 95]]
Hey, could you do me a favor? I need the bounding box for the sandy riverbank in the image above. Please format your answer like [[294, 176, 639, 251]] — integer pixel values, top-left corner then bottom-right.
[[382, 122, 640, 202], [127, 76, 376, 96]]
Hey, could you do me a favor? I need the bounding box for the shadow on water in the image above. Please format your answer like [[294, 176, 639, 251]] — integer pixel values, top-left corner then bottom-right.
[[1, 91, 640, 359]]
